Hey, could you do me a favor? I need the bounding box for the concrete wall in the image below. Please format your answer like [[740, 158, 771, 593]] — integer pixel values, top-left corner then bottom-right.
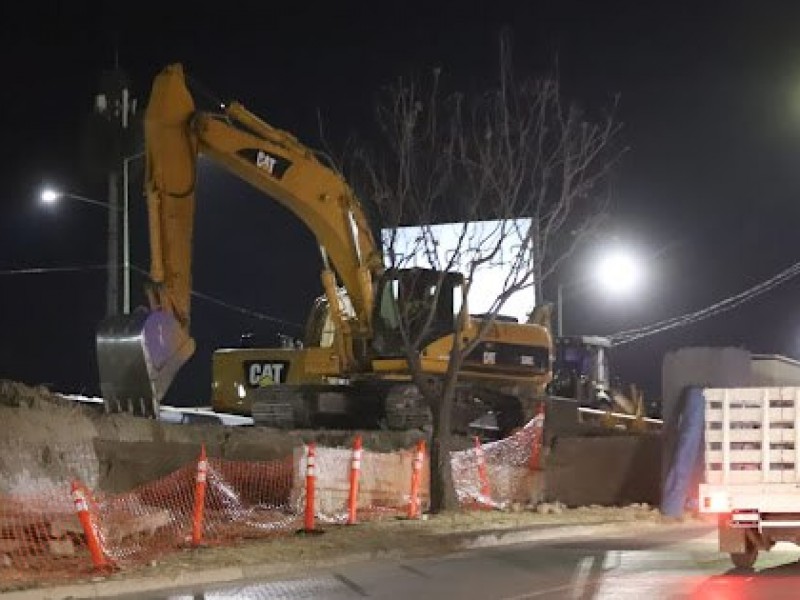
[[751, 354, 800, 386], [543, 433, 661, 506], [290, 446, 430, 515], [661, 347, 751, 429]]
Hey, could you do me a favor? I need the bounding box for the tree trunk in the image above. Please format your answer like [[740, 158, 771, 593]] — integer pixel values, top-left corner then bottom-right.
[[428, 393, 458, 512]]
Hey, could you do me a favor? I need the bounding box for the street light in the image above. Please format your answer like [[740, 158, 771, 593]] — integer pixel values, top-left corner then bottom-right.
[[40, 188, 116, 211], [40, 186, 125, 316], [557, 247, 644, 337], [593, 249, 643, 297], [41, 151, 144, 314]]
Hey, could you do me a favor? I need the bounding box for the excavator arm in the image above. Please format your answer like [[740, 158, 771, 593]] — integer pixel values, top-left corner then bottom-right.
[[97, 63, 383, 416]]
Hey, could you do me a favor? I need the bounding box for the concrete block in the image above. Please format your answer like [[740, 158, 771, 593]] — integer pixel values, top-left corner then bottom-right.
[[291, 446, 429, 515]]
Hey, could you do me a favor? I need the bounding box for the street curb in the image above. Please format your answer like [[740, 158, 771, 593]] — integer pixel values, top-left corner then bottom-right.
[[457, 518, 707, 550], [0, 519, 709, 600]]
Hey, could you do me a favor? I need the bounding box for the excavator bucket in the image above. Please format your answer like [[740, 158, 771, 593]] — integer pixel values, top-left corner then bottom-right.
[[96, 307, 195, 417]]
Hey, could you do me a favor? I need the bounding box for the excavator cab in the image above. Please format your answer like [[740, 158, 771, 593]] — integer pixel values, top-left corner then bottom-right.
[[371, 268, 464, 357]]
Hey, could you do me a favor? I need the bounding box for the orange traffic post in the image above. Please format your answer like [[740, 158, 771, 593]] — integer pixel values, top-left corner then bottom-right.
[[191, 444, 208, 546], [474, 436, 492, 504], [347, 435, 363, 525], [527, 402, 546, 471], [407, 439, 425, 519], [71, 480, 109, 570], [304, 442, 317, 532]]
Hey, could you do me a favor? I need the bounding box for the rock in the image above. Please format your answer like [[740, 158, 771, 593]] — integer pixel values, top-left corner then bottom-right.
[[536, 502, 564, 515]]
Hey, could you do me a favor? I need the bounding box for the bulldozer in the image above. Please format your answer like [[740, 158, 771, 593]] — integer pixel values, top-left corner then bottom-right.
[[548, 335, 643, 416]]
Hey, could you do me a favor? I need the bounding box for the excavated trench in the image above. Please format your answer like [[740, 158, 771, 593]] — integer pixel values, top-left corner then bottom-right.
[[0, 380, 662, 506]]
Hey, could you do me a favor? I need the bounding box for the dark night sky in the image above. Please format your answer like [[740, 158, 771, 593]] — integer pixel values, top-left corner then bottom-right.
[[2, 1, 800, 408]]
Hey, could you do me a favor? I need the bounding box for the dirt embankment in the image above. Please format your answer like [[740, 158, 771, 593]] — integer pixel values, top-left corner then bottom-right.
[[0, 380, 438, 495]]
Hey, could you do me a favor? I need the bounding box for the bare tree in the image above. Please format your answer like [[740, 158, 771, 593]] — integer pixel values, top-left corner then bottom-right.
[[347, 39, 623, 511]]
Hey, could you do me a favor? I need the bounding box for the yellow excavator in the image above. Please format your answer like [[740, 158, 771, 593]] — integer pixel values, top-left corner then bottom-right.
[[96, 63, 553, 436]]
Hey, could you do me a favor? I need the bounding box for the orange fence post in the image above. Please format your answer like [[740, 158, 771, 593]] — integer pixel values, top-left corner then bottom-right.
[[304, 442, 317, 532], [71, 480, 109, 570], [407, 439, 425, 519], [527, 402, 546, 471], [474, 436, 492, 504], [191, 444, 208, 546], [347, 435, 362, 525]]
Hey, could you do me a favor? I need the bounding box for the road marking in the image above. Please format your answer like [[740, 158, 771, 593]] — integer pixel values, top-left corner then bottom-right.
[[399, 563, 431, 578], [602, 550, 621, 570], [570, 556, 595, 599], [500, 583, 586, 599], [333, 572, 369, 597]]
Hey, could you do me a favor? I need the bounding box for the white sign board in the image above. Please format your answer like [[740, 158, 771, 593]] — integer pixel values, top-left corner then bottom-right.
[[381, 219, 534, 323]]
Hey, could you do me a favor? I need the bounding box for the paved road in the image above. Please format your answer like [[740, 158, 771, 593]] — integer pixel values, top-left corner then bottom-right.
[[106, 524, 800, 599]]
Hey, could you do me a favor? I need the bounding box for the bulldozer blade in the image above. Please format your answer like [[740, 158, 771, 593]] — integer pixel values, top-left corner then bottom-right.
[[96, 307, 196, 417]]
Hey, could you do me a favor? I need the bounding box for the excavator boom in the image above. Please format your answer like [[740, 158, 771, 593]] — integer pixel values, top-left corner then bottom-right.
[[97, 63, 382, 415]]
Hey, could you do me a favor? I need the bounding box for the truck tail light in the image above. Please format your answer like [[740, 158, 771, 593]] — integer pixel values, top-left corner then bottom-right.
[[702, 492, 730, 513]]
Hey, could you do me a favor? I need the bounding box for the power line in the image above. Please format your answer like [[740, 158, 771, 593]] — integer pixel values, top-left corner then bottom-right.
[[0, 264, 109, 276], [127, 265, 303, 330], [2, 262, 303, 330], [610, 258, 800, 346], [190, 290, 303, 330]]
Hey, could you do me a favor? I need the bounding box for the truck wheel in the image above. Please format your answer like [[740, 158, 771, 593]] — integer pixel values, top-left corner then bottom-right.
[[730, 546, 758, 569]]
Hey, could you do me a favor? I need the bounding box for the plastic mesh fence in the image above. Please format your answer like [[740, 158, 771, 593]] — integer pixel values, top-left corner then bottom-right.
[[93, 456, 298, 566], [452, 417, 544, 509], [0, 486, 96, 588], [202, 457, 298, 541], [94, 464, 195, 565], [1, 426, 542, 588]]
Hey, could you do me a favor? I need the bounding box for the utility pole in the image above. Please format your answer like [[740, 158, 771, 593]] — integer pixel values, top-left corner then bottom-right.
[[92, 65, 138, 317]]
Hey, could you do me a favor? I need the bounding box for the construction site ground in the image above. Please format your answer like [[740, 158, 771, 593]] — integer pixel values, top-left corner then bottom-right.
[[0, 380, 674, 598], [0, 504, 707, 599]]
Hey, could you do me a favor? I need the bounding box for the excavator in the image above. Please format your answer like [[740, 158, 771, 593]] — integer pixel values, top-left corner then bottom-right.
[[96, 63, 554, 437]]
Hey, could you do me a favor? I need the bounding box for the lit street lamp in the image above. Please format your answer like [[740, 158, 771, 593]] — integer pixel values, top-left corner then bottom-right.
[[41, 152, 143, 315], [40, 188, 114, 211], [557, 247, 644, 337], [593, 249, 642, 297], [40, 186, 126, 316]]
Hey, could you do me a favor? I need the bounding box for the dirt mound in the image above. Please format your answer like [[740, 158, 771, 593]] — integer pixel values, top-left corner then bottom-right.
[[0, 381, 100, 495], [0, 380, 84, 411]]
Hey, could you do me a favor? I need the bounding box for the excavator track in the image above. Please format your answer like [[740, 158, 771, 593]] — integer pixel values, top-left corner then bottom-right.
[[250, 380, 528, 440]]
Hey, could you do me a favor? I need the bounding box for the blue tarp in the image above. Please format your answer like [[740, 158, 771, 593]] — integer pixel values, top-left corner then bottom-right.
[[661, 386, 705, 517]]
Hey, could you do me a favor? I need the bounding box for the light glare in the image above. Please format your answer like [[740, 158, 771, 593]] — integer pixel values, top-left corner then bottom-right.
[[40, 189, 60, 204], [594, 249, 641, 296]]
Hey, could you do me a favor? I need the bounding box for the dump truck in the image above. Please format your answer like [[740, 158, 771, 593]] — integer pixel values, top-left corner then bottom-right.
[[699, 386, 800, 568]]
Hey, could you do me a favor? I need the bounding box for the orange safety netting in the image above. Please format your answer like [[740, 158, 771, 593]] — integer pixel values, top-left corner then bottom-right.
[[0, 486, 95, 588], [452, 412, 545, 509], [94, 455, 299, 566], [1, 420, 542, 588]]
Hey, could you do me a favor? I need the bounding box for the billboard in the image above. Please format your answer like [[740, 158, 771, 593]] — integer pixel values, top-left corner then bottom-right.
[[381, 219, 534, 323]]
